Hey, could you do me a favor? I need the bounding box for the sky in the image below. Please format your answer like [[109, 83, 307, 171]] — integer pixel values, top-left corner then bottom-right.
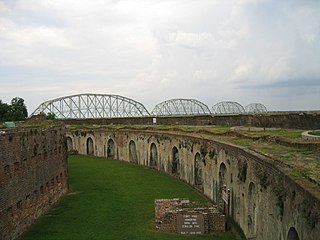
[[0, 0, 320, 114]]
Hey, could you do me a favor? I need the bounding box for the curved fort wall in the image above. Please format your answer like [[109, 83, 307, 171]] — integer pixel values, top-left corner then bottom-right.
[[62, 112, 320, 129], [67, 127, 320, 240], [0, 125, 68, 240]]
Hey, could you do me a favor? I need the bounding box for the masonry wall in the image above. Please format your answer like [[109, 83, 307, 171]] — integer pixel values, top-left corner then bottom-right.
[[154, 198, 225, 234], [0, 125, 68, 240], [62, 111, 320, 129], [66, 127, 320, 240]]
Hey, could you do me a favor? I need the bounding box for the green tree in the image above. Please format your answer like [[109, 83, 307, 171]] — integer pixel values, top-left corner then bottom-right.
[[45, 112, 56, 120], [0, 100, 10, 122], [0, 97, 28, 122], [10, 97, 28, 121]]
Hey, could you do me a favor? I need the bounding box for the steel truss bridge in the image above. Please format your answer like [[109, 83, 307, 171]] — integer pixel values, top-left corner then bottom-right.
[[31, 93, 268, 119], [212, 101, 245, 114], [31, 94, 150, 118], [151, 98, 211, 116]]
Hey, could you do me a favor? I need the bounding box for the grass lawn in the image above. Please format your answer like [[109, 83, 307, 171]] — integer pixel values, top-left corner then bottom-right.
[[20, 155, 236, 240], [243, 129, 303, 138], [309, 130, 320, 136]]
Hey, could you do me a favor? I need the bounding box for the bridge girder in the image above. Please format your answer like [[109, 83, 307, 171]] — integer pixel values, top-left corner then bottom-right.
[[31, 93, 150, 119], [151, 98, 211, 116], [212, 101, 245, 114], [245, 103, 268, 113]]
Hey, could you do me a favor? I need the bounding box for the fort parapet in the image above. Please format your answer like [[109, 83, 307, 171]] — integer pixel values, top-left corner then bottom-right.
[[0, 125, 68, 240], [66, 126, 320, 240], [62, 112, 320, 129]]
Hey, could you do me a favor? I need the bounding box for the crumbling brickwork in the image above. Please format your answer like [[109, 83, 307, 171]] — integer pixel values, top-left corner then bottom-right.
[[0, 125, 68, 240], [155, 198, 225, 234], [155, 198, 190, 233]]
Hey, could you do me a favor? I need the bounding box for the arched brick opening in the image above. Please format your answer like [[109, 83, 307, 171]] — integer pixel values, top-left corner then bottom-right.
[[218, 162, 227, 210], [66, 137, 73, 152], [194, 152, 203, 190], [107, 139, 115, 159], [129, 140, 138, 164], [248, 182, 257, 237], [149, 143, 158, 167], [287, 227, 300, 240], [86, 137, 94, 155], [171, 146, 179, 175]]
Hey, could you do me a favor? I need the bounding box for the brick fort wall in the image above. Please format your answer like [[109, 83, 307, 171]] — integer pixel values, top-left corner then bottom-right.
[[0, 125, 68, 240], [62, 112, 320, 129], [66, 127, 320, 240]]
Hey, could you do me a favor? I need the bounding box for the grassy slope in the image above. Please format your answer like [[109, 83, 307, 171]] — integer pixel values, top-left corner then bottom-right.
[[20, 155, 235, 240], [310, 130, 320, 136]]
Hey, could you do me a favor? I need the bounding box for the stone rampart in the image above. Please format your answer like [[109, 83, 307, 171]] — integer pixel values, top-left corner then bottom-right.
[[0, 125, 68, 240], [62, 111, 320, 129], [66, 127, 320, 240]]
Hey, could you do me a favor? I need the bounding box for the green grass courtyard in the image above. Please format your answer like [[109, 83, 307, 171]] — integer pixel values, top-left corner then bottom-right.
[[20, 155, 236, 240]]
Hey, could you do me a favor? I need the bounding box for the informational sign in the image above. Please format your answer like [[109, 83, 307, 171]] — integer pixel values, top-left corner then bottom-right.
[[176, 214, 204, 235], [152, 117, 157, 125]]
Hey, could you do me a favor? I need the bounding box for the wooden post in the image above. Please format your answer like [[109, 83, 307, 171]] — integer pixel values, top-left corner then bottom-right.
[[227, 188, 230, 217], [221, 185, 231, 231], [222, 185, 227, 215]]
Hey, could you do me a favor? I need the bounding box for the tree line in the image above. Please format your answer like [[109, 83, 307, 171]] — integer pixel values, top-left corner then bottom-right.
[[0, 97, 28, 122]]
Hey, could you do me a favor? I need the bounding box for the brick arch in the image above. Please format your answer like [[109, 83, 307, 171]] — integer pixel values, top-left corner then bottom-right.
[[219, 162, 227, 188], [287, 227, 299, 240], [149, 143, 158, 168], [171, 146, 179, 175], [86, 137, 94, 155], [194, 152, 203, 190], [107, 139, 116, 159], [129, 140, 138, 164], [66, 136, 73, 152]]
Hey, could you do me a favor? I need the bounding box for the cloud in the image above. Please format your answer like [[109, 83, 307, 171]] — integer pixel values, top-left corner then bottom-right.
[[0, 0, 319, 112], [241, 78, 320, 89]]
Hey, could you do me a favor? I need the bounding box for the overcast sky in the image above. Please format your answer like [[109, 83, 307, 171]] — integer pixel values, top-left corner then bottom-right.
[[0, 0, 320, 114]]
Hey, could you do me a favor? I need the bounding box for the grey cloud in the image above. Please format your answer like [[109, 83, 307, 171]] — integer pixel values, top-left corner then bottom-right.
[[0, 0, 320, 112], [235, 78, 320, 89]]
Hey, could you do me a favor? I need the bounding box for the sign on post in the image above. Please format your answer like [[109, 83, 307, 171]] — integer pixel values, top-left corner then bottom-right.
[[222, 190, 229, 204], [152, 117, 157, 125], [221, 185, 230, 216], [176, 214, 204, 235]]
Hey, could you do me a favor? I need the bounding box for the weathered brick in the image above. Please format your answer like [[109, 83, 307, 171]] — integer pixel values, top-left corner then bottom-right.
[[0, 125, 68, 240], [155, 198, 225, 234]]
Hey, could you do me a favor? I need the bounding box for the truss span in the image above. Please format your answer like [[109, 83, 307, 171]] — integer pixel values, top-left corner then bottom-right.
[[151, 98, 211, 116], [31, 94, 150, 119], [245, 103, 268, 113], [212, 101, 245, 114]]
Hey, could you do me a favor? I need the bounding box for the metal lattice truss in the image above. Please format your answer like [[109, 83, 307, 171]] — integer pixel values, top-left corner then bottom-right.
[[151, 98, 211, 116], [245, 103, 268, 113], [31, 93, 150, 119], [212, 101, 245, 114]]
